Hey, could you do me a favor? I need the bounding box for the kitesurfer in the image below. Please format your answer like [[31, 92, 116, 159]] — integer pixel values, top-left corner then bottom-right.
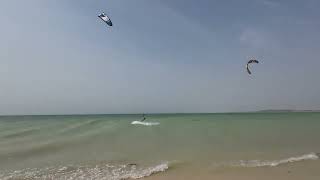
[[141, 114, 146, 122]]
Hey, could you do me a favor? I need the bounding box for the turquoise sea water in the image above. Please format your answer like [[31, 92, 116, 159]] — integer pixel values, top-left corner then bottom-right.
[[0, 113, 319, 179]]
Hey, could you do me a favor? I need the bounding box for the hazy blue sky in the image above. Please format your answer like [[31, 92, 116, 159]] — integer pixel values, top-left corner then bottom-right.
[[1, 0, 320, 115]]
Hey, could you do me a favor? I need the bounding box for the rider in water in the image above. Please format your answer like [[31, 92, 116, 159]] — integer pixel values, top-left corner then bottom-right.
[[141, 114, 146, 122]]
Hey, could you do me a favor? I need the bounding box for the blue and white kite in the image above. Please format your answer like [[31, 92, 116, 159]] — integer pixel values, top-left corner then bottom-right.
[[98, 12, 113, 27]]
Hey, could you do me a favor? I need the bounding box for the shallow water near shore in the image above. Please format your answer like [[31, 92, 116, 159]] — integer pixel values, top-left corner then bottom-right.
[[0, 113, 319, 179]]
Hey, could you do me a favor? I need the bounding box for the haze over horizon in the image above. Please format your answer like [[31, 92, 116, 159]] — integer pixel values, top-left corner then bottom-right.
[[1, 0, 320, 115]]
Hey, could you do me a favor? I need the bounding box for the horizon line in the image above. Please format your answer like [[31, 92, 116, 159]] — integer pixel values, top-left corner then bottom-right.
[[0, 110, 319, 117]]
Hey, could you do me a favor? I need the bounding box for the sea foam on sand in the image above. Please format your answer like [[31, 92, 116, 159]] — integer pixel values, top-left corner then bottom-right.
[[214, 153, 319, 168], [0, 162, 169, 180]]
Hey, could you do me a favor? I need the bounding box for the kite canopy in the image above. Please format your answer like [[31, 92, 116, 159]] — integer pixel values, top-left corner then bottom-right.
[[98, 12, 113, 26], [246, 59, 259, 75]]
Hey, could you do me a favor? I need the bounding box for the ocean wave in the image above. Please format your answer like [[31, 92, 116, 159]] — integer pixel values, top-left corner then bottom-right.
[[131, 121, 160, 126], [226, 153, 319, 168], [0, 162, 169, 180], [58, 119, 103, 134], [1, 128, 38, 139]]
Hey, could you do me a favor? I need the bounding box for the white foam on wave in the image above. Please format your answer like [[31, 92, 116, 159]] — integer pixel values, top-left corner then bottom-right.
[[122, 163, 168, 179], [229, 153, 319, 168], [131, 121, 160, 126], [0, 162, 169, 180]]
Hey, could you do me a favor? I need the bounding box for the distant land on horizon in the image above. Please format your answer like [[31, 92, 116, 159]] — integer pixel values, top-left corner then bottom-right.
[[257, 109, 320, 112]]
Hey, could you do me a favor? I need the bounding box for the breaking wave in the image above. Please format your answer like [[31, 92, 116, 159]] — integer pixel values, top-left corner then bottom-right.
[[0, 162, 169, 180], [225, 153, 319, 168]]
